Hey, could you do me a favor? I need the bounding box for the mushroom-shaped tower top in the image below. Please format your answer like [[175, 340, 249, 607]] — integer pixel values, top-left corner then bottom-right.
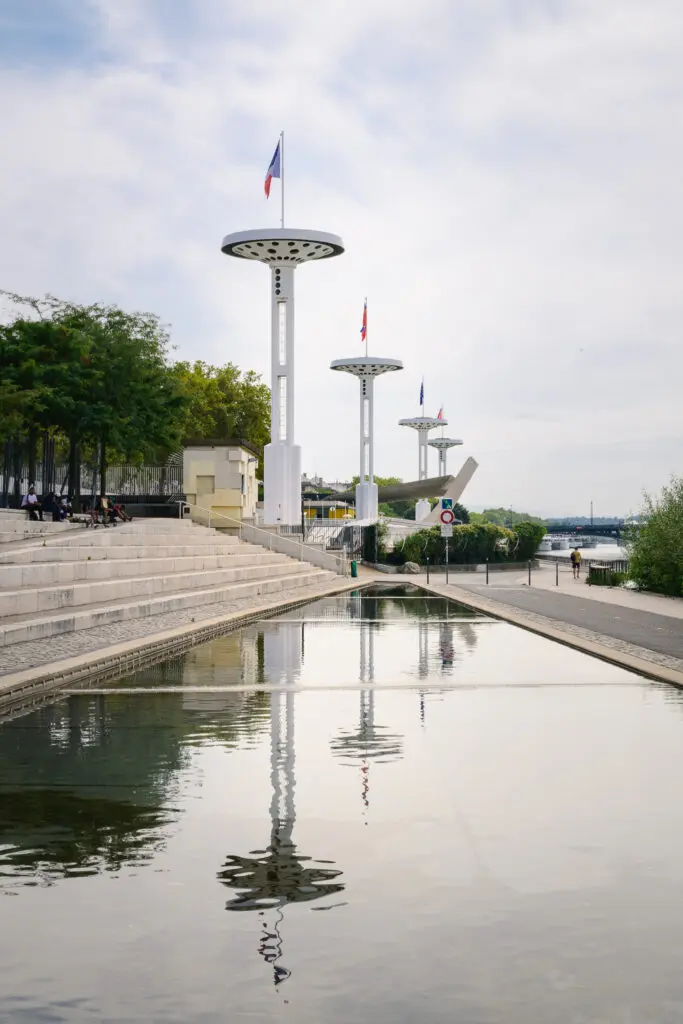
[[427, 437, 463, 450], [398, 416, 447, 431], [331, 355, 403, 377], [222, 228, 344, 266]]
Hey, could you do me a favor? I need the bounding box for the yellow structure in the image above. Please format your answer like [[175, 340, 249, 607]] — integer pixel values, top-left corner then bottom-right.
[[183, 441, 259, 523]]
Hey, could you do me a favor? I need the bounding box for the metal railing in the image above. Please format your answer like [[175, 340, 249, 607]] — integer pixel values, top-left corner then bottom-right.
[[1, 461, 183, 506], [185, 504, 348, 575]]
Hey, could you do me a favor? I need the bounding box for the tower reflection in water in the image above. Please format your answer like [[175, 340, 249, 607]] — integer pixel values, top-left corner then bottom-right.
[[330, 593, 403, 817], [217, 623, 345, 988]]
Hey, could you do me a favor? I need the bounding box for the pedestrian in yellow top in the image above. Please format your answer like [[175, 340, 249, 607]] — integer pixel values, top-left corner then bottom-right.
[[570, 547, 582, 579]]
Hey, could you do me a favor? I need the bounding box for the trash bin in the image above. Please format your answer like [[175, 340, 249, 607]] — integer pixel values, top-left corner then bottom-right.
[[350, 560, 358, 578]]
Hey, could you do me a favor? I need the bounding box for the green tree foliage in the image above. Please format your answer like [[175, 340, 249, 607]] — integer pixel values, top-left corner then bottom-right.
[[473, 507, 546, 527], [171, 360, 270, 472], [627, 476, 683, 596], [1, 293, 272, 501]]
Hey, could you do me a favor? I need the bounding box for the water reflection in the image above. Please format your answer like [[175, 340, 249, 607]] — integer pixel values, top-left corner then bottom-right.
[[330, 611, 404, 821], [218, 630, 345, 988], [0, 688, 272, 887]]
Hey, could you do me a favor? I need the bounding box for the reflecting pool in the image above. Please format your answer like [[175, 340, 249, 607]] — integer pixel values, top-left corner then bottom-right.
[[2, 585, 683, 1023]]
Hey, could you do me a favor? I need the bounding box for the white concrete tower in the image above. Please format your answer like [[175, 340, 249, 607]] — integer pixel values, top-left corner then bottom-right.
[[427, 437, 463, 476], [330, 356, 403, 520], [398, 415, 447, 521], [222, 229, 344, 525]]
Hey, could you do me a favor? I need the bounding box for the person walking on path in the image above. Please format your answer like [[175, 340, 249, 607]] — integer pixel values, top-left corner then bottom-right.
[[570, 547, 582, 580]]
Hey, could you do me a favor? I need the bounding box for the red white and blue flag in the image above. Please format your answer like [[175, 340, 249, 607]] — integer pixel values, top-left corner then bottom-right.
[[437, 407, 444, 420], [360, 300, 367, 343], [264, 140, 281, 198]]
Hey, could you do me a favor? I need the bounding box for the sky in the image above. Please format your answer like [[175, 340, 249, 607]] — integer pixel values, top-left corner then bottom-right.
[[1, 0, 681, 517]]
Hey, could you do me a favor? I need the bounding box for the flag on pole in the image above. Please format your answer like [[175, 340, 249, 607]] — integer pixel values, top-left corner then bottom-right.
[[360, 299, 367, 344], [419, 380, 424, 407], [264, 140, 281, 198], [437, 406, 444, 421]]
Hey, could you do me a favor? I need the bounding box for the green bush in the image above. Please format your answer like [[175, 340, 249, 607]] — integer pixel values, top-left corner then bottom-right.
[[399, 522, 515, 565], [510, 521, 547, 561], [393, 520, 545, 566], [627, 476, 683, 596]]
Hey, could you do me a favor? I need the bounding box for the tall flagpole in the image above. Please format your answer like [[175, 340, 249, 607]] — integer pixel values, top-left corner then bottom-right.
[[365, 295, 368, 356], [280, 130, 285, 229]]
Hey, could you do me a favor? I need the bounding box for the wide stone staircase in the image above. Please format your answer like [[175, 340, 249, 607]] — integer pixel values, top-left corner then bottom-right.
[[0, 511, 335, 649]]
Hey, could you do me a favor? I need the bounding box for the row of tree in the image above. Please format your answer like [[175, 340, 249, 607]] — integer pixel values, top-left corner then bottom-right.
[[0, 292, 270, 506]]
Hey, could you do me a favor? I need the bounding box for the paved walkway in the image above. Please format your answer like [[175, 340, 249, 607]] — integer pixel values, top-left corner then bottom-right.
[[412, 564, 683, 685]]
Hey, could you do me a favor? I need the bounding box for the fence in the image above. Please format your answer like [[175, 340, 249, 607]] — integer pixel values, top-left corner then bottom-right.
[[1, 460, 183, 507], [278, 520, 366, 556]]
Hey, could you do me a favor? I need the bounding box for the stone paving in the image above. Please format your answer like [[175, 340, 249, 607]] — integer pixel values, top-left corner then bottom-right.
[[420, 575, 683, 679], [0, 573, 341, 677]]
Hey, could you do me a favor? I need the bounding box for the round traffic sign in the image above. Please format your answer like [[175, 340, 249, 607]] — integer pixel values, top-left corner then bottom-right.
[[440, 508, 455, 525]]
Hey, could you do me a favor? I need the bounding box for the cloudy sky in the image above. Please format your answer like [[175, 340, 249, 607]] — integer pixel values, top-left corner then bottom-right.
[[1, 0, 681, 516]]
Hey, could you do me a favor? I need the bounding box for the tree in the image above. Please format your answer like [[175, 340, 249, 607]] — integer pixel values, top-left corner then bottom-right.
[[1, 292, 185, 505], [171, 361, 270, 474], [476, 507, 546, 527], [627, 476, 683, 596]]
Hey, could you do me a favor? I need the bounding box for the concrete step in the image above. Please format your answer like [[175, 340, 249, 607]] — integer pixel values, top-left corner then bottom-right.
[[8, 526, 241, 550], [0, 540, 255, 565], [0, 567, 332, 646], [0, 523, 85, 543], [0, 550, 292, 587], [0, 559, 312, 617]]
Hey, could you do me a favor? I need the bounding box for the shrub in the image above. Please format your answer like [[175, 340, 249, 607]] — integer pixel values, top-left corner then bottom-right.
[[399, 522, 515, 565], [627, 476, 683, 596], [510, 521, 547, 561]]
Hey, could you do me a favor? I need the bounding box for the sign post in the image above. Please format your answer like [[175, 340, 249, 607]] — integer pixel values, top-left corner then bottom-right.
[[440, 501, 455, 582]]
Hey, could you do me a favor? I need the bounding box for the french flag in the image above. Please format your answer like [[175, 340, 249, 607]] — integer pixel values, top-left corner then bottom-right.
[[264, 140, 281, 198], [360, 300, 367, 343]]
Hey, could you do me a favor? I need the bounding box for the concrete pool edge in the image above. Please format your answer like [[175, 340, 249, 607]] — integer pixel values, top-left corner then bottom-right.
[[3, 574, 682, 721], [419, 579, 683, 690], [0, 576, 367, 719]]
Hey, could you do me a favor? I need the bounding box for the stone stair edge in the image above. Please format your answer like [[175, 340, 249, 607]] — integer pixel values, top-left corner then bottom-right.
[[0, 559, 316, 606], [0, 568, 333, 647]]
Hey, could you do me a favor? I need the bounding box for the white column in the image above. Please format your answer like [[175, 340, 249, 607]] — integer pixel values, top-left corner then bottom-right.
[[367, 377, 374, 483], [264, 265, 301, 525], [359, 379, 367, 484], [355, 375, 378, 521], [415, 431, 431, 520]]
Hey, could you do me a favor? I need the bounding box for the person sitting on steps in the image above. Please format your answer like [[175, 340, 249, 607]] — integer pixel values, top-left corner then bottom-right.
[[21, 485, 43, 521]]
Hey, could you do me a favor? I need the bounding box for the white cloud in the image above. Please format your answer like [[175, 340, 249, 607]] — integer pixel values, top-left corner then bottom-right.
[[0, 0, 681, 514]]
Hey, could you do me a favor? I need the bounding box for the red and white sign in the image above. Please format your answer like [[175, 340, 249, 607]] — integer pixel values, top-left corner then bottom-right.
[[440, 508, 455, 525]]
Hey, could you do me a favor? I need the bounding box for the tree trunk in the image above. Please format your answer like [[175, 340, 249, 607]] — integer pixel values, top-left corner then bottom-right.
[[27, 427, 38, 490], [99, 438, 107, 499], [68, 434, 82, 512], [12, 437, 22, 506]]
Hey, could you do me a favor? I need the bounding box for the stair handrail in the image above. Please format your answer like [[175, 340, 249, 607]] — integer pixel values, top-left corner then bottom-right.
[[184, 503, 348, 575]]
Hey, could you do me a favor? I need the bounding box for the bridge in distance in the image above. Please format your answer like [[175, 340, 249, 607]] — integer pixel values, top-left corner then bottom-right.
[[545, 521, 625, 539]]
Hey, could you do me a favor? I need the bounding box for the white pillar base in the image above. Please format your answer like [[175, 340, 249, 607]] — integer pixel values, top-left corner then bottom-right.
[[263, 442, 301, 526], [415, 498, 431, 522], [355, 481, 378, 521]]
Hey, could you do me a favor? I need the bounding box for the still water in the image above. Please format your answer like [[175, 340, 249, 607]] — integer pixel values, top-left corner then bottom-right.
[[2, 584, 683, 1022]]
